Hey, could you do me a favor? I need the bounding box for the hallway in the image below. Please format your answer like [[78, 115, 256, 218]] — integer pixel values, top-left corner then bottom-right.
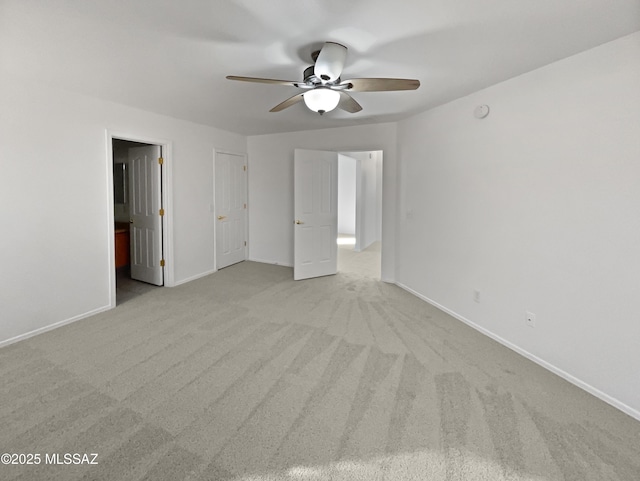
[[337, 235, 381, 279]]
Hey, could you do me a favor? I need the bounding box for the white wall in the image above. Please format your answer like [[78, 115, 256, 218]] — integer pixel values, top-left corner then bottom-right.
[[396, 32, 640, 418], [337, 154, 357, 235], [247, 123, 397, 281], [353, 151, 381, 251], [376, 151, 383, 241], [0, 73, 246, 345], [112, 140, 132, 224]]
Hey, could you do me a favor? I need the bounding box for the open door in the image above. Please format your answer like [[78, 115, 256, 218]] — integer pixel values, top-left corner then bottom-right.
[[128, 145, 164, 286], [294, 149, 338, 280], [215, 151, 247, 269]]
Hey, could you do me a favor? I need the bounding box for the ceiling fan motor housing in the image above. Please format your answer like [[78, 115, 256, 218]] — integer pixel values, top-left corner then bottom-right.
[[303, 66, 323, 86]]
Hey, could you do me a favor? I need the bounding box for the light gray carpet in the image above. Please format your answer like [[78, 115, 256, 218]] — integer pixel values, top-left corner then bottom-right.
[[1, 261, 639, 480], [115, 267, 160, 306], [337, 237, 381, 279]]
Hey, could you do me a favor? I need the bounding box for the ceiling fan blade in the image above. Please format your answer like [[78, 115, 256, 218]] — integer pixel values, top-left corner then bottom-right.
[[269, 93, 305, 112], [314, 42, 347, 83], [227, 75, 300, 87], [342, 78, 420, 92], [337, 91, 362, 113]]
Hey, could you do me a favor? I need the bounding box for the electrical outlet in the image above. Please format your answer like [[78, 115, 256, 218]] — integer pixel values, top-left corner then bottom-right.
[[473, 289, 481, 303], [526, 311, 536, 328]]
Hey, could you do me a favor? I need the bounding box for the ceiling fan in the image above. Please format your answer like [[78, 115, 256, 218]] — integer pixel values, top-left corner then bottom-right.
[[227, 42, 420, 115]]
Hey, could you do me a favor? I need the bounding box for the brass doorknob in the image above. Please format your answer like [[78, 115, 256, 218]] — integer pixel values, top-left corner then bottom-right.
[[295, 220, 304, 224], [217, 215, 227, 220]]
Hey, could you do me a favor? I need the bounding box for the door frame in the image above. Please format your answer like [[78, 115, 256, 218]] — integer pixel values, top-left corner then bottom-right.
[[213, 149, 248, 270], [106, 130, 175, 308]]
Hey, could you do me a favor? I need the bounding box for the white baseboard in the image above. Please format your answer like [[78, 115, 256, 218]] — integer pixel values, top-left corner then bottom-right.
[[248, 257, 293, 268], [173, 268, 217, 286], [395, 281, 640, 423], [0, 304, 112, 349]]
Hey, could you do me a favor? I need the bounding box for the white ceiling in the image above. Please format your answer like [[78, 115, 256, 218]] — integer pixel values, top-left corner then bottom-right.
[[2, 0, 639, 135]]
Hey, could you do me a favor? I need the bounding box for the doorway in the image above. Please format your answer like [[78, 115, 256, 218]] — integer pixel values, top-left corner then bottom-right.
[[110, 136, 169, 305], [337, 150, 383, 279], [292, 148, 383, 281]]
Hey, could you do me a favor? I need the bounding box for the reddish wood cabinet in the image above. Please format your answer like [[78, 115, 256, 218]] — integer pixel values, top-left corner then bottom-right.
[[115, 223, 130, 268]]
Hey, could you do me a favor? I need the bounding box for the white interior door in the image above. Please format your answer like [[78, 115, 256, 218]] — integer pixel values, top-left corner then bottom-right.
[[294, 149, 338, 280], [129, 145, 164, 286], [215, 152, 247, 269]]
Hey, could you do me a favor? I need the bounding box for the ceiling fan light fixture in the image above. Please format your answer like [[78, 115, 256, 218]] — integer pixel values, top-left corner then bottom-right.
[[303, 88, 340, 114]]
